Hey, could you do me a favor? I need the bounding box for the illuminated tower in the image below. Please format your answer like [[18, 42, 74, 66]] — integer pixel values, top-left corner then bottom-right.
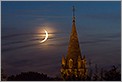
[[61, 6, 87, 80]]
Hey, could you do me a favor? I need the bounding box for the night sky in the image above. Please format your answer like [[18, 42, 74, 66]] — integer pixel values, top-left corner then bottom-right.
[[1, 1, 121, 77]]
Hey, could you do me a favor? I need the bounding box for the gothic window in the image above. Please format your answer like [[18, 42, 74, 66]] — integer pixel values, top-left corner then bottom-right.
[[69, 59, 73, 68]]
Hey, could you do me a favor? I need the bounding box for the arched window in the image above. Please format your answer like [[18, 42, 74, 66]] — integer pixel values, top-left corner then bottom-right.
[[69, 59, 73, 68]]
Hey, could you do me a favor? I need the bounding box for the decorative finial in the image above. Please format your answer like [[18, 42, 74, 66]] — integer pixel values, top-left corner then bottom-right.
[[72, 6, 75, 17], [72, 6, 75, 22]]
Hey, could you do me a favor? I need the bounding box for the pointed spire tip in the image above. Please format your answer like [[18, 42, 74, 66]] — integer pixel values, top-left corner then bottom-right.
[[72, 6, 75, 17]]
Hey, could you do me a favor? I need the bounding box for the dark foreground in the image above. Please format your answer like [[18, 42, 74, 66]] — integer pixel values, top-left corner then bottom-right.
[[2, 65, 121, 81]]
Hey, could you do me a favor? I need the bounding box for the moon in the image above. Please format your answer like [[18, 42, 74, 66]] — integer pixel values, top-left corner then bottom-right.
[[40, 29, 48, 43]]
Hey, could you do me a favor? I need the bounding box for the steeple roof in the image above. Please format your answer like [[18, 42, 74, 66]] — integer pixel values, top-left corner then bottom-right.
[[66, 6, 82, 68]]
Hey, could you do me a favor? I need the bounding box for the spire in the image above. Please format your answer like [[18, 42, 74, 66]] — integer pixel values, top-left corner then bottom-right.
[[61, 6, 88, 79], [66, 6, 82, 68], [72, 6, 75, 22]]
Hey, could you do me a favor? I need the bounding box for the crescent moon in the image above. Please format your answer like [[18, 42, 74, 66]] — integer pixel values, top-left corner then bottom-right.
[[40, 30, 48, 43]]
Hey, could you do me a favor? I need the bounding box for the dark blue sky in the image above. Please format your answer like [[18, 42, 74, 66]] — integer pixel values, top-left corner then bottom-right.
[[1, 1, 121, 77]]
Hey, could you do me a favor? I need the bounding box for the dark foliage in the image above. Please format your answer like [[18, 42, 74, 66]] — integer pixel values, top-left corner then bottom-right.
[[92, 65, 121, 81], [6, 65, 121, 81], [102, 66, 121, 81], [7, 71, 61, 81]]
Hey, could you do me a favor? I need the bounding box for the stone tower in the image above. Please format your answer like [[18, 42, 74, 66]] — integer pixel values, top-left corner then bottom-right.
[[61, 6, 87, 80]]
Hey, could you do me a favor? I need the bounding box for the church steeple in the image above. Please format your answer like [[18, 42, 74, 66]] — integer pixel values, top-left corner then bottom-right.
[[66, 6, 82, 68], [61, 6, 87, 80]]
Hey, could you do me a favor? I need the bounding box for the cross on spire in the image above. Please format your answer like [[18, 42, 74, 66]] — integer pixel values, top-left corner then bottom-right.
[[72, 6, 75, 17], [72, 6, 75, 22]]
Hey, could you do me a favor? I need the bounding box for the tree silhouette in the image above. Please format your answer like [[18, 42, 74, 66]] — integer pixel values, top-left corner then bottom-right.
[[6, 65, 121, 81], [93, 64, 99, 80], [102, 65, 121, 81], [7, 71, 52, 81], [7, 71, 63, 81], [1, 68, 7, 81]]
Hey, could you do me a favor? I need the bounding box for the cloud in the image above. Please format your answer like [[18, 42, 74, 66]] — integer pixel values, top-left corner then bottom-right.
[[1, 43, 39, 53], [2, 31, 63, 39], [2, 31, 120, 53], [47, 42, 68, 47], [2, 33, 44, 39], [2, 29, 66, 46], [80, 39, 111, 44], [105, 32, 121, 39], [80, 32, 120, 45], [81, 13, 120, 20], [2, 37, 68, 53]]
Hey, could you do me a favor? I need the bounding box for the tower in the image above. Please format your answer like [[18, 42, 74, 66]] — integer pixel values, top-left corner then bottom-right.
[[61, 6, 87, 80]]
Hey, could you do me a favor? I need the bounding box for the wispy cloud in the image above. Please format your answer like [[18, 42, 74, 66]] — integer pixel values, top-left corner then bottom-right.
[[2, 33, 46, 39], [2, 32, 120, 53], [81, 13, 120, 20], [80, 39, 111, 44], [2, 43, 39, 52], [105, 32, 121, 39]]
